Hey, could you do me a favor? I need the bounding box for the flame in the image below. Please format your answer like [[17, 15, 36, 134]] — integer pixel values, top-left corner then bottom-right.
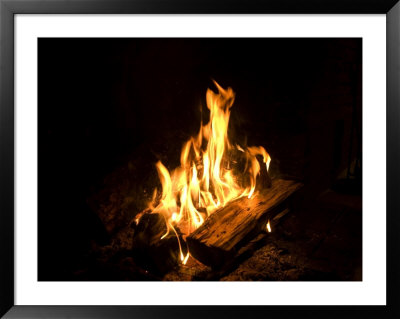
[[147, 81, 271, 262], [266, 220, 272, 233], [182, 252, 190, 265]]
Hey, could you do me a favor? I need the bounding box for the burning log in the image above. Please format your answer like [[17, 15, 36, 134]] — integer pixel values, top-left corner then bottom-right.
[[145, 81, 273, 241], [186, 179, 302, 268], [130, 82, 288, 274]]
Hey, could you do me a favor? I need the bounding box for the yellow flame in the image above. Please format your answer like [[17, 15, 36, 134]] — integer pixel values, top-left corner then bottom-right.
[[182, 252, 190, 265], [266, 220, 272, 233], [149, 81, 271, 241]]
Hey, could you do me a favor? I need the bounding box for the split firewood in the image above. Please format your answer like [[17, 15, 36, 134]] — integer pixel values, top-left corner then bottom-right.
[[186, 179, 303, 268]]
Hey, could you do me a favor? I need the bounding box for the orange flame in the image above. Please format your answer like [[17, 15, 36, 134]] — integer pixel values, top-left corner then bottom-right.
[[147, 81, 271, 262]]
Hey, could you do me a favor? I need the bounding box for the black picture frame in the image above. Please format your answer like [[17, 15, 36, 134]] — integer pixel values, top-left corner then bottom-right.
[[1, 0, 399, 318]]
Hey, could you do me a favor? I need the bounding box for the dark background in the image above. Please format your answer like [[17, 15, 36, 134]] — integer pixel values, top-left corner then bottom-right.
[[38, 38, 361, 280]]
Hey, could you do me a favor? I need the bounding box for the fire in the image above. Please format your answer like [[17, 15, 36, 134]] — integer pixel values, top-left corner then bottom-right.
[[147, 81, 271, 262], [266, 220, 272, 233]]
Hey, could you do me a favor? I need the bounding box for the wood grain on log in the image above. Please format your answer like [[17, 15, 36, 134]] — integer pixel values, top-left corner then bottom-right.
[[186, 179, 303, 268]]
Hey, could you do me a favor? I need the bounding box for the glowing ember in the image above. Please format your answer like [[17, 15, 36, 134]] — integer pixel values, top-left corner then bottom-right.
[[146, 81, 271, 262]]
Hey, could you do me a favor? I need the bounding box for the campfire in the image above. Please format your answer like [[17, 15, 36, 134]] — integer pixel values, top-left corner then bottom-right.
[[133, 81, 301, 271], [38, 38, 362, 282]]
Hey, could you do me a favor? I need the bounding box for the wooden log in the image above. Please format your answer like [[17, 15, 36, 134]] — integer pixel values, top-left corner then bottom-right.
[[186, 179, 303, 268], [163, 206, 293, 281]]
